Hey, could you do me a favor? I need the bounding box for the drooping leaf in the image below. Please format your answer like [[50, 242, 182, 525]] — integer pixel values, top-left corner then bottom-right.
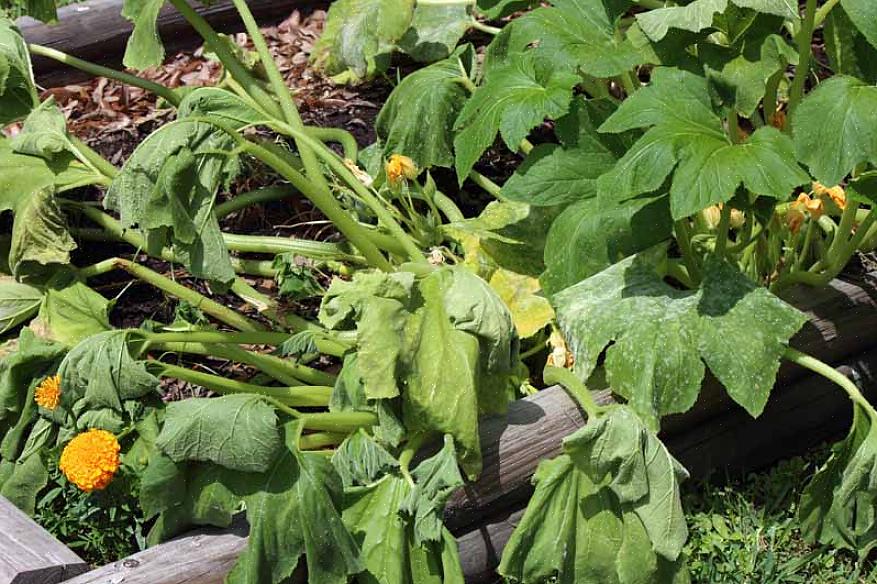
[[398, 1, 471, 63], [37, 276, 110, 346], [636, 0, 796, 42], [10, 98, 78, 161], [121, 0, 166, 70], [799, 405, 877, 554], [792, 75, 877, 187], [841, 0, 877, 51], [228, 421, 362, 584], [553, 248, 808, 429], [8, 188, 76, 281], [0, 451, 47, 515], [400, 434, 464, 544], [155, 394, 281, 473], [453, 52, 578, 182], [598, 67, 808, 219], [565, 406, 689, 560], [0, 18, 38, 126], [140, 453, 240, 544], [0, 277, 41, 335], [497, 453, 689, 583], [489, 269, 554, 338], [376, 46, 472, 169], [0, 329, 65, 426], [177, 86, 267, 126], [500, 0, 655, 78], [59, 330, 157, 413], [312, 0, 415, 82], [541, 195, 673, 296]]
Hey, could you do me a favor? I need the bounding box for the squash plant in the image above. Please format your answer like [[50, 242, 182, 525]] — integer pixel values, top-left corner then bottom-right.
[[0, 0, 877, 583]]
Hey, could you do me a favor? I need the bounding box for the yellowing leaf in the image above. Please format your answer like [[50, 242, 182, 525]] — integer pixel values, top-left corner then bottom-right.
[[489, 269, 553, 338]]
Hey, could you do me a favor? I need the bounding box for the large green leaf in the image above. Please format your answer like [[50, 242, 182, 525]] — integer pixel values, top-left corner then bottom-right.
[[398, 1, 471, 63], [553, 248, 807, 429], [339, 433, 464, 584], [501, 0, 655, 78], [598, 67, 808, 219], [541, 195, 673, 296], [227, 421, 362, 584], [8, 188, 76, 281], [841, 0, 877, 51], [155, 394, 281, 473], [140, 453, 240, 544], [0, 18, 38, 126], [312, 0, 415, 82], [121, 0, 166, 70], [0, 277, 41, 334], [636, 0, 796, 42], [497, 452, 689, 583], [0, 451, 47, 515], [799, 406, 877, 553], [824, 6, 877, 84], [0, 138, 99, 209], [565, 406, 688, 560], [453, 52, 578, 182], [792, 75, 877, 187], [37, 276, 110, 347], [59, 330, 157, 413], [105, 119, 241, 283], [375, 47, 472, 169]]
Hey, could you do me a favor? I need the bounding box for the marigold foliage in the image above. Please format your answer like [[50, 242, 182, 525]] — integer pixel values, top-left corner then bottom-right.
[[59, 429, 120, 492]]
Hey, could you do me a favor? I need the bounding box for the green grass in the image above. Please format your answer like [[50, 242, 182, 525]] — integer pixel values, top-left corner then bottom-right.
[[683, 446, 877, 583]]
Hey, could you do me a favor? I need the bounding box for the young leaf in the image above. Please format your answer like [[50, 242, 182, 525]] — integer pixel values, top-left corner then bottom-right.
[[598, 67, 808, 219], [792, 75, 877, 187], [799, 405, 877, 553], [331, 428, 400, 488], [0, 277, 41, 334], [59, 330, 157, 413], [553, 249, 808, 429], [841, 0, 877, 51], [398, 1, 471, 63], [0, 18, 38, 126], [564, 406, 689, 560], [227, 421, 362, 584], [312, 0, 415, 82], [453, 52, 578, 182], [140, 453, 240, 544], [105, 119, 241, 283], [541, 195, 673, 296], [155, 394, 281, 473], [376, 47, 472, 169], [636, 0, 796, 42], [121, 0, 166, 70]]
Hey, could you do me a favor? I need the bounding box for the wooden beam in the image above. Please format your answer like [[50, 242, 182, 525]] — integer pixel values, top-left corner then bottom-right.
[[0, 496, 87, 584], [19, 0, 314, 88]]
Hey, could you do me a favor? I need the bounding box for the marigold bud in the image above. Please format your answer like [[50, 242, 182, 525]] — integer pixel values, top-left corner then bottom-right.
[[59, 429, 120, 492], [34, 374, 61, 410], [385, 154, 417, 184]]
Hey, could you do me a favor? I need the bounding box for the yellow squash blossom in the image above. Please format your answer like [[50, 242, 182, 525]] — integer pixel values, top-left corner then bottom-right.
[[812, 181, 846, 210], [385, 154, 417, 185], [59, 429, 121, 492], [787, 193, 824, 234], [34, 374, 61, 410]]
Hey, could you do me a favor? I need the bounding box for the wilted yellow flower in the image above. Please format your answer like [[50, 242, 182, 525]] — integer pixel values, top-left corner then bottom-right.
[[59, 429, 120, 492], [34, 374, 61, 410], [786, 207, 806, 234], [812, 181, 846, 210], [546, 330, 574, 369], [795, 193, 824, 219], [769, 110, 786, 130], [385, 154, 417, 184]]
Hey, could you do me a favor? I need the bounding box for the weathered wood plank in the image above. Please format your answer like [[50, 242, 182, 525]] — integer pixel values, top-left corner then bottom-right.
[[0, 496, 87, 584], [19, 0, 314, 87], [61, 518, 249, 584]]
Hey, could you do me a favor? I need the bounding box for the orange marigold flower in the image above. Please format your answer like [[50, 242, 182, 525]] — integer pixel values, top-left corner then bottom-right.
[[59, 429, 120, 492], [34, 374, 61, 410], [812, 181, 846, 210], [385, 154, 417, 184]]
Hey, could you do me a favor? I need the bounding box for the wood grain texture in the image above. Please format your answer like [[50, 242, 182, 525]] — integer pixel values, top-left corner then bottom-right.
[[0, 496, 87, 584], [61, 518, 249, 584], [19, 0, 309, 87]]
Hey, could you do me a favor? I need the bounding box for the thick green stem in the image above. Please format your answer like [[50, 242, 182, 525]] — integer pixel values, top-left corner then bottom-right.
[[214, 185, 294, 218], [167, 0, 282, 119], [468, 170, 504, 200], [543, 366, 602, 420], [305, 127, 359, 161], [222, 233, 365, 263], [298, 411, 377, 433], [299, 432, 347, 450], [152, 361, 332, 407], [783, 348, 874, 414], [70, 136, 118, 181], [470, 19, 501, 35], [814, 0, 842, 27], [788, 0, 818, 119], [763, 70, 782, 125], [28, 44, 181, 106], [79, 257, 266, 332], [674, 219, 702, 284], [143, 330, 351, 358], [227, 277, 317, 333]]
